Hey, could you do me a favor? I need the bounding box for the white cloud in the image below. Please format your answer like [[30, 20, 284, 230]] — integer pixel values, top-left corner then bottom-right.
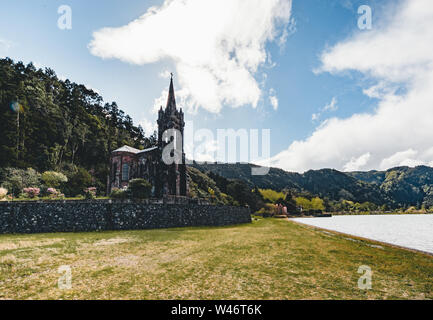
[[311, 113, 319, 121], [89, 0, 292, 114], [269, 88, 279, 110], [379, 149, 423, 170], [269, 0, 433, 172], [343, 152, 371, 172], [269, 95, 279, 111], [139, 117, 157, 135], [278, 17, 296, 50], [312, 97, 338, 122], [362, 81, 397, 99], [0, 38, 12, 51], [152, 86, 192, 114], [323, 97, 338, 112], [339, 0, 355, 11]]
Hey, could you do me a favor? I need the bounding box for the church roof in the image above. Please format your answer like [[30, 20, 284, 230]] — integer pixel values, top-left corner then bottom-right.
[[112, 145, 141, 154], [112, 145, 158, 154], [137, 146, 158, 154]]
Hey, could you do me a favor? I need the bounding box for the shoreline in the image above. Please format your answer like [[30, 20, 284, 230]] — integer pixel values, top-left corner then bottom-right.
[[290, 218, 433, 257]]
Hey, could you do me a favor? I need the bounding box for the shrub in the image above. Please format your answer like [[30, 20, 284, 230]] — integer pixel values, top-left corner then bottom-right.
[[22, 187, 40, 199], [84, 187, 97, 200], [41, 171, 68, 188], [218, 192, 236, 206], [256, 204, 276, 217], [0, 187, 8, 200], [0, 168, 41, 196], [129, 179, 152, 199], [65, 167, 93, 197], [110, 188, 129, 200]]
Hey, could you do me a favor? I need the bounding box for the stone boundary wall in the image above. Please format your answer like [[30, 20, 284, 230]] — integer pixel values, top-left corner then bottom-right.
[[0, 200, 251, 234]]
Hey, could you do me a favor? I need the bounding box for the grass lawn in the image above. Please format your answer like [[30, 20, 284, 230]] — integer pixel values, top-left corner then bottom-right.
[[0, 218, 432, 299]]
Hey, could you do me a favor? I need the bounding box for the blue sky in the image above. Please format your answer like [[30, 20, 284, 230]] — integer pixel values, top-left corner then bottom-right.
[[2, 0, 432, 172]]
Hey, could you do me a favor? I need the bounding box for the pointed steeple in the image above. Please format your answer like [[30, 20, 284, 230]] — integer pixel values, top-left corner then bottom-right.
[[166, 73, 176, 112]]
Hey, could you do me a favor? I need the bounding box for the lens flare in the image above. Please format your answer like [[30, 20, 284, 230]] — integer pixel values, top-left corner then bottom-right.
[[10, 101, 23, 113]]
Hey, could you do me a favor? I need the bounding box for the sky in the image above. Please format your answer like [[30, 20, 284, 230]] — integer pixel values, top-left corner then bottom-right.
[[1, 0, 433, 173]]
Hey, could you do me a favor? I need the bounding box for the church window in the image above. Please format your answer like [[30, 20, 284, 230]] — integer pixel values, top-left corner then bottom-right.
[[122, 163, 129, 181]]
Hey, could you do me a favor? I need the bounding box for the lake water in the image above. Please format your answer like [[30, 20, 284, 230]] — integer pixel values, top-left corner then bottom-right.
[[292, 214, 433, 254]]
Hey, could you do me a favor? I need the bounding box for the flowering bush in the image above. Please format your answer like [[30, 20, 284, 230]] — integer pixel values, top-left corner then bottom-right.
[[47, 187, 59, 199], [23, 187, 40, 199], [47, 187, 58, 195], [84, 187, 97, 199], [0, 187, 8, 200]]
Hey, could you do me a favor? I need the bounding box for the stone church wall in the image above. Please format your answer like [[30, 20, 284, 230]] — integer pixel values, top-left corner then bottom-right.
[[0, 200, 251, 234]]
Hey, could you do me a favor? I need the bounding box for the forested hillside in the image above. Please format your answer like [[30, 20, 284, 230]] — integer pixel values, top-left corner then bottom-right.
[[192, 162, 433, 209], [347, 166, 433, 208], [191, 163, 387, 203], [0, 58, 155, 191]]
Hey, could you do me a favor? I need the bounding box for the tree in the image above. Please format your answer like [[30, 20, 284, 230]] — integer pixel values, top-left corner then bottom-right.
[[65, 167, 92, 196], [258, 188, 285, 204], [311, 197, 325, 211], [295, 197, 312, 212], [226, 180, 264, 212]]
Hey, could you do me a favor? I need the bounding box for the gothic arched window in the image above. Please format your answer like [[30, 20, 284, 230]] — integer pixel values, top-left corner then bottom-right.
[[122, 163, 129, 181]]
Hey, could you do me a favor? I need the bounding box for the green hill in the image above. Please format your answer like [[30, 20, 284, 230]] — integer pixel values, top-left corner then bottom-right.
[[191, 162, 433, 208], [347, 166, 433, 207]]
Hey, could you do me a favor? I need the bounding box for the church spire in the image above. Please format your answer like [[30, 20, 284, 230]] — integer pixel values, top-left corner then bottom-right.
[[166, 72, 176, 112]]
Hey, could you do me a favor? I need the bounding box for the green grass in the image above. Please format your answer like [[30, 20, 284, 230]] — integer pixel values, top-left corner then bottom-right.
[[0, 218, 432, 299]]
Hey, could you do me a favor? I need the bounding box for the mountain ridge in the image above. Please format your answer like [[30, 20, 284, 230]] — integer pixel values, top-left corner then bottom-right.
[[190, 162, 433, 208]]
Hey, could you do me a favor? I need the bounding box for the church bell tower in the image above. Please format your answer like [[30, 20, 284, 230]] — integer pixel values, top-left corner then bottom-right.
[[156, 74, 187, 197]]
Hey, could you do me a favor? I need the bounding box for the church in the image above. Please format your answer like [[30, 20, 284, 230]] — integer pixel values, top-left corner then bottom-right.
[[108, 75, 188, 198]]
